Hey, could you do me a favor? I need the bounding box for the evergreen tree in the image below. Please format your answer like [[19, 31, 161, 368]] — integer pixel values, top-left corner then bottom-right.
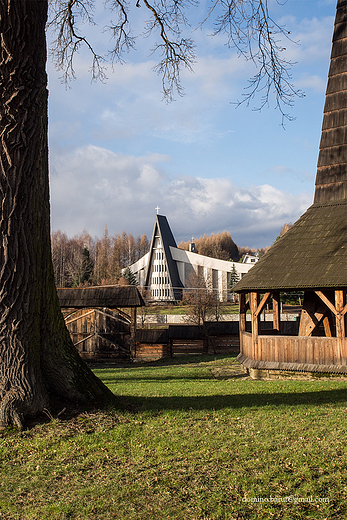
[[80, 247, 94, 284], [229, 263, 240, 300], [123, 267, 139, 286]]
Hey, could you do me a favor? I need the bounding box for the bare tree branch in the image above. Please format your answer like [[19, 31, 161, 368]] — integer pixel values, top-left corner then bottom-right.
[[104, 0, 136, 62], [48, 0, 106, 82], [142, 0, 196, 100], [209, 0, 304, 123], [48, 0, 303, 117]]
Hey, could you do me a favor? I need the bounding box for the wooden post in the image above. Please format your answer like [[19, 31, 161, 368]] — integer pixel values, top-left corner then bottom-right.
[[239, 293, 246, 332], [130, 307, 137, 358], [250, 292, 259, 360], [273, 291, 281, 334], [336, 290, 345, 364], [168, 338, 173, 357], [322, 315, 333, 337]]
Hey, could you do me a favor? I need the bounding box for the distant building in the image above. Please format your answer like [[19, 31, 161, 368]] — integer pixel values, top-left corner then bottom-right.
[[242, 254, 259, 264], [127, 214, 256, 302]]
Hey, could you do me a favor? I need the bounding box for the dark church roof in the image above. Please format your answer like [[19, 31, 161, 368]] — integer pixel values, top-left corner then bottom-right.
[[234, 0, 347, 294], [57, 285, 145, 308], [145, 214, 184, 299]]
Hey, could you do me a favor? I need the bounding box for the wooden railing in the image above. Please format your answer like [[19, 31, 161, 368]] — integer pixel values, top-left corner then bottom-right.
[[240, 331, 347, 367]]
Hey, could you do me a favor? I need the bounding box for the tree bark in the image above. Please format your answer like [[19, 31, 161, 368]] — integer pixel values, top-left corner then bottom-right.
[[0, 0, 115, 429]]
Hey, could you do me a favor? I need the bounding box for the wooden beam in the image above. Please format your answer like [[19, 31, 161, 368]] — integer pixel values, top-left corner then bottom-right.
[[250, 292, 259, 359], [273, 291, 281, 333], [323, 315, 333, 337], [336, 290, 346, 339], [255, 292, 271, 318], [65, 309, 94, 325], [299, 291, 327, 337], [73, 333, 95, 347], [239, 293, 246, 333], [315, 290, 337, 315]]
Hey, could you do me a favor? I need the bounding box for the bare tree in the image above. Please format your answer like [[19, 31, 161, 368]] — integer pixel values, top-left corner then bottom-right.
[[0, 0, 116, 429], [183, 270, 217, 327], [0, 0, 304, 427]]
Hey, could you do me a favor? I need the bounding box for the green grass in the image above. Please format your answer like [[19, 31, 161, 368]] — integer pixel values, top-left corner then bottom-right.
[[144, 304, 240, 315], [1, 354, 347, 519]]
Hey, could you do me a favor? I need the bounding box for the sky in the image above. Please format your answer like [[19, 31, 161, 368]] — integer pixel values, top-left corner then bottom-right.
[[47, 0, 336, 249]]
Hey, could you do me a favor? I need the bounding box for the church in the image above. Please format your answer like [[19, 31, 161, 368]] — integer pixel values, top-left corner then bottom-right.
[[127, 213, 257, 302]]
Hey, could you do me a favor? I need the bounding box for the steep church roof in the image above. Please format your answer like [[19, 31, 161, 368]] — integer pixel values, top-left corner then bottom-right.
[[234, 0, 347, 293], [145, 214, 184, 299]]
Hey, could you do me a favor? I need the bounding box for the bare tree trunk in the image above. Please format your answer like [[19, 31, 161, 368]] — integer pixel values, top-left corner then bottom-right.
[[0, 0, 114, 429]]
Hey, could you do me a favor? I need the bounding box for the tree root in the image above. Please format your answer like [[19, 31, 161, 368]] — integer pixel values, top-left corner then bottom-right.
[[0, 389, 26, 430]]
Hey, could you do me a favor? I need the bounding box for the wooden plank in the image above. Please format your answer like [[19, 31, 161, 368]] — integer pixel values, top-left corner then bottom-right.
[[244, 336, 343, 368], [342, 338, 347, 365], [272, 291, 281, 333], [323, 315, 333, 337], [73, 333, 95, 347], [299, 292, 327, 336], [315, 290, 337, 315], [250, 292, 259, 359], [310, 337, 316, 365], [65, 309, 94, 325], [239, 293, 246, 333], [336, 290, 345, 364], [255, 292, 271, 318], [240, 331, 252, 358]]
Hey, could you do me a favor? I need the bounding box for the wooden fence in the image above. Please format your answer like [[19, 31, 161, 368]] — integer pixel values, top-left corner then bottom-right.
[[240, 331, 347, 371]]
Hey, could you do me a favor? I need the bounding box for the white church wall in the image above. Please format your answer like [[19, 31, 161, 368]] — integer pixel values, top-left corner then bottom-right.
[[126, 215, 256, 302]]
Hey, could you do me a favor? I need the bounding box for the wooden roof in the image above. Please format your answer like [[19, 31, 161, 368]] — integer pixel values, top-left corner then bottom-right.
[[57, 285, 145, 308], [314, 0, 347, 203], [234, 200, 347, 292], [234, 0, 347, 294]]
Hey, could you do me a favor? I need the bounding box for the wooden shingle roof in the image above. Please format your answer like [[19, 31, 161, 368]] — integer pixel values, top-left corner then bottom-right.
[[57, 285, 145, 308], [314, 0, 347, 204], [234, 0, 347, 294], [234, 200, 347, 292]]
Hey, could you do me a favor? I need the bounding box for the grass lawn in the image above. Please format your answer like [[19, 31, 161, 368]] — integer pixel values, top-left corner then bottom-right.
[[1, 354, 347, 519], [143, 304, 240, 315]]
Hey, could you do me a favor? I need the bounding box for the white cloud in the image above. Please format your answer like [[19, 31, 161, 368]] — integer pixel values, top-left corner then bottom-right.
[[280, 15, 333, 64], [295, 75, 327, 93], [50, 145, 312, 248]]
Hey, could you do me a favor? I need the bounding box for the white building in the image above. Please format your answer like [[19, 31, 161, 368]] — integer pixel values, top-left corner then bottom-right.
[[242, 253, 259, 264], [128, 214, 257, 302]]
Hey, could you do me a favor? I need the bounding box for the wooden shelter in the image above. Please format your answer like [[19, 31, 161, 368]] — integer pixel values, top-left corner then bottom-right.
[[57, 285, 144, 361], [234, 0, 347, 376]]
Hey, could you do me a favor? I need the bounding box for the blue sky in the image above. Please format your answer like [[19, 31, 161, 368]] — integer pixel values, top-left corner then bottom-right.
[[47, 0, 336, 248]]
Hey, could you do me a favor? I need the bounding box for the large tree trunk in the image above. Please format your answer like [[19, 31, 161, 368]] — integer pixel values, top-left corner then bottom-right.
[[0, 0, 115, 429]]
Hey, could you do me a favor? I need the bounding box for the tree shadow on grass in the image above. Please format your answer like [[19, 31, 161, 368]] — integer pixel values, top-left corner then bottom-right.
[[119, 387, 347, 413], [98, 374, 217, 382]]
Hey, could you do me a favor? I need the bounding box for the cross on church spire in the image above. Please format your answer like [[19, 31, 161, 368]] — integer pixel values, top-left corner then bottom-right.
[[155, 206, 160, 214]]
